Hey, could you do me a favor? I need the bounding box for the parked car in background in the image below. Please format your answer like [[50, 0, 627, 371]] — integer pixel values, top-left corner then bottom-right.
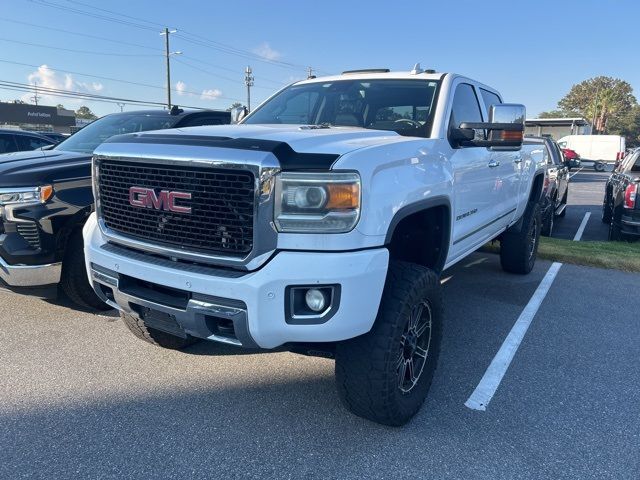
[[34, 132, 68, 144], [0, 129, 55, 154], [557, 134, 625, 172], [602, 148, 640, 240], [526, 136, 569, 236], [560, 147, 581, 169], [0, 108, 231, 309]]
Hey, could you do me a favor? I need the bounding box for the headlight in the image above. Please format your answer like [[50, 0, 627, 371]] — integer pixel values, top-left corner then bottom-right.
[[274, 172, 361, 233], [0, 185, 53, 206]]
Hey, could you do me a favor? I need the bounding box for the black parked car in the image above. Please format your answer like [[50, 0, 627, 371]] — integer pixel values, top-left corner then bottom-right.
[[0, 108, 231, 309], [0, 129, 55, 153], [526, 136, 570, 236], [602, 148, 640, 241]]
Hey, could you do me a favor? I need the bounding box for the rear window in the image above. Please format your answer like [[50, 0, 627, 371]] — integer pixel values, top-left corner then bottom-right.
[[480, 89, 502, 116]]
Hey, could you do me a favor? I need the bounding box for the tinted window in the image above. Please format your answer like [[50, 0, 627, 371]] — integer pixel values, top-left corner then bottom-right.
[[55, 113, 180, 154], [15, 135, 52, 151], [632, 155, 640, 172], [0, 133, 18, 154], [449, 83, 483, 133], [480, 89, 502, 116], [180, 116, 226, 127], [245, 79, 440, 137]]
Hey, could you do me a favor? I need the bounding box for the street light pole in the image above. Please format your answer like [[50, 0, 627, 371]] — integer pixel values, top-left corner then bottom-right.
[[245, 66, 254, 112], [160, 27, 180, 110]]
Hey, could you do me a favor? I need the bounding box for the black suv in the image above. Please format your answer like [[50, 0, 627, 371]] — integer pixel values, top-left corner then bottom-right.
[[0, 129, 55, 153], [0, 108, 231, 309], [602, 148, 640, 240]]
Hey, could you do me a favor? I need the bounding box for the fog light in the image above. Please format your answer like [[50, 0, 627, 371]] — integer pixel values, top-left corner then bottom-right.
[[305, 288, 326, 312]]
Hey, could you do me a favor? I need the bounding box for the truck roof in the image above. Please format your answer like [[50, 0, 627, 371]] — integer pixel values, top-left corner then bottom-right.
[[293, 71, 502, 99]]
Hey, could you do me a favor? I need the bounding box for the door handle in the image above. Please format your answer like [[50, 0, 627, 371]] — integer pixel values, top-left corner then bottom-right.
[[514, 158, 523, 163], [488, 160, 500, 168]]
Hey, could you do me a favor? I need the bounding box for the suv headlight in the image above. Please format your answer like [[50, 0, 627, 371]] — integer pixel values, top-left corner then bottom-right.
[[0, 185, 53, 206], [274, 172, 361, 233]]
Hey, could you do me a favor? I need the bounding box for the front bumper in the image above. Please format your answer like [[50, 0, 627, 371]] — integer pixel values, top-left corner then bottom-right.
[[0, 255, 61, 287], [84, 214, 389, 349]]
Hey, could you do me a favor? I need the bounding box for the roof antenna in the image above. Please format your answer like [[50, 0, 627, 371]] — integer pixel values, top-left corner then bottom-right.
[[411, 63, 424, 75]]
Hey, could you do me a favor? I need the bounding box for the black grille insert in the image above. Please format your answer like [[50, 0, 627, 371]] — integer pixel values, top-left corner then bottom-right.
[[97, 159, 255, 256]]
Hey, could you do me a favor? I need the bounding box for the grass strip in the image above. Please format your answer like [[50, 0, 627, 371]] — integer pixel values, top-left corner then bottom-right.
[[482, 237, 640, 272]]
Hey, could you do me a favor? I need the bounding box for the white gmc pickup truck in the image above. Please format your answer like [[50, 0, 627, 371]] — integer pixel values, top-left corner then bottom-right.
[[84, 67, 545, 425]]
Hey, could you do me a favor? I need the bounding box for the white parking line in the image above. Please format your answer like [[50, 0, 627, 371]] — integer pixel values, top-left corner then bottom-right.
[[465, 262, 563, 411], [573, 212, 591, 241], [569, 167, 584, 179]]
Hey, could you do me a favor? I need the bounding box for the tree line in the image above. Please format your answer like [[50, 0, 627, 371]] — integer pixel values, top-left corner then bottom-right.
[[539, 76, 640, 146]]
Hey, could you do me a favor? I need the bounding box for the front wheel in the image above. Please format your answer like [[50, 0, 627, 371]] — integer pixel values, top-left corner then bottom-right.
[[541, 206, 554, 237], [61, 229, 112, 311], [335, 261, 442, 426], [500, 201, 541, 274], [602, 193, 613, 224]]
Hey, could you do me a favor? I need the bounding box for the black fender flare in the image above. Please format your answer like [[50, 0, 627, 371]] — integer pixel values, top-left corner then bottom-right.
[[384, 195, 452, 273]]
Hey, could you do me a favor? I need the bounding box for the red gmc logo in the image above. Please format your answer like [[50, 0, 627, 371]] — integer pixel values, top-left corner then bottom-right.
[[128, 187, 192, 214]]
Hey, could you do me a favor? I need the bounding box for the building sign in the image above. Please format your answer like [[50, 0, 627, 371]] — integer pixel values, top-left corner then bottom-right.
[[0, 103, 75, 127]]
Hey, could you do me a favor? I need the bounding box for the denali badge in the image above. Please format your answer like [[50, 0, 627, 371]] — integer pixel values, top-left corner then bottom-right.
[[128, 187, 192, 214]]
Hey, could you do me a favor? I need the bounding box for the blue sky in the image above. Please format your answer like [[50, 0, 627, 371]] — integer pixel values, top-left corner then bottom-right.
[[0, 0, 637, 117]]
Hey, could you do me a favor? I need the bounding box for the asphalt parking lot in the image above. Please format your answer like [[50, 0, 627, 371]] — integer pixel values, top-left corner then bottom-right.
[[552, 167, 611, 241], [1, 169, 639, 479]]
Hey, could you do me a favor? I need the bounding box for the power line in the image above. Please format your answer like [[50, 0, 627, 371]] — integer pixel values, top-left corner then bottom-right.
[[0, 18, 285, 89], [0, 17, 163, 52], [29, 0, 159, 31], [0, 79, 216, 109], [29, 0, 330, 74], [0, 37, 160, 57], [0, 58, 245, 99]]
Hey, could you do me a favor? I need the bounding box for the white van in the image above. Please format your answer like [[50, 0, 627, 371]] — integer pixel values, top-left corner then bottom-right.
[[557, 135, 625, 171]]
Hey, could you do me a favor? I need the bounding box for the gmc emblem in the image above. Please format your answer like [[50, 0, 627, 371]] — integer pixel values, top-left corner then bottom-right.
[[128, 187, 192, 214]]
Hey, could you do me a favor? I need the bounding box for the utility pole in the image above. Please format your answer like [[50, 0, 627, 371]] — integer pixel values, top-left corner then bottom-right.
[[116, 103, 125, 112], [160, 27, 181, 110], [31, 81, 40, 105], [245, 65, 254, 112], [307, 67, 315, 79]]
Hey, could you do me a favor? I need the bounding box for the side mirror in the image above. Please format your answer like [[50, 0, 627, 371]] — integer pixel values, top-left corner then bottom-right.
[[230, 106, 248, 124], [453, 104, 526, 150]]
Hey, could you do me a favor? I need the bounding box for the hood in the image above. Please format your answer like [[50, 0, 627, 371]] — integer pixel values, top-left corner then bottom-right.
[[0, 149, 91, 187], [145, 124, 402, 156]]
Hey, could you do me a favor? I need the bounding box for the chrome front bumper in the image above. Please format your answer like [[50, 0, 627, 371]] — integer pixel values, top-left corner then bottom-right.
[[0, 256, 62, 287]]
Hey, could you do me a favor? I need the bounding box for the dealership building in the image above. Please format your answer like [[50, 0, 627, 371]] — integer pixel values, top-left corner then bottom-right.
[[0, 102, 79, 134]]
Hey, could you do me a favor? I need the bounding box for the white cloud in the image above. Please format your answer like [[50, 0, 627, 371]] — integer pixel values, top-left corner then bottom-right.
[[175, 80, 187, 96], [201, 88, 222, 100], [23, 65, 104, 105], [253, 42, 281, 61]]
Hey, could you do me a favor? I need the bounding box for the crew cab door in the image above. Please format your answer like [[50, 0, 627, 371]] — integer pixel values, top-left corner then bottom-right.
[[447, 82, 497, 259], [479, 89, 521, 229]]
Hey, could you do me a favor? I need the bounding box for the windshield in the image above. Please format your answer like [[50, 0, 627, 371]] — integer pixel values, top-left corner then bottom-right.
[[244, 79, 439, 137], [55, 113, 180, 154]]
